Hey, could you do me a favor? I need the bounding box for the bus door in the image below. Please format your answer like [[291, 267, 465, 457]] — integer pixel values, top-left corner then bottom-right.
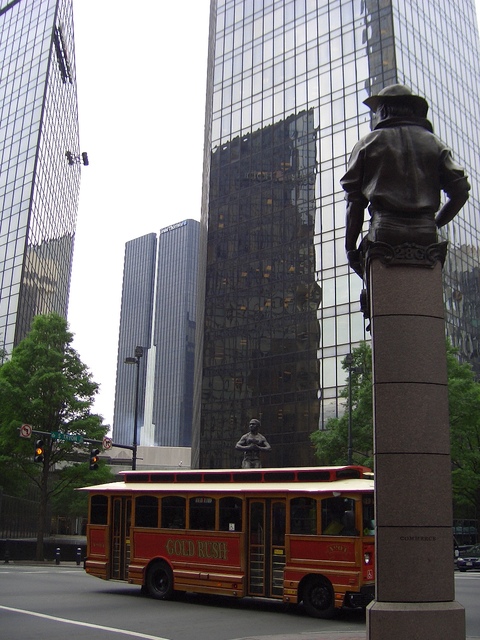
[[248, 499, 286, 598], [110, 496, 132, 580]]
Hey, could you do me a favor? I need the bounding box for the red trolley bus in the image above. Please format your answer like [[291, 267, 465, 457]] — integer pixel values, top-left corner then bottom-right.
[[82, 465, 375, 618]]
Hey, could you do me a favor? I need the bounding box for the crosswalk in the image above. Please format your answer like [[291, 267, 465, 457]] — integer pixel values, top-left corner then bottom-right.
[[455, 571, 480, 580]]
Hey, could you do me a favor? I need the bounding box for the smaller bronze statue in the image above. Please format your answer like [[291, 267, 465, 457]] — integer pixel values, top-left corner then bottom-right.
[[236, 419, 271, 468], [341, 84, 470, 278]]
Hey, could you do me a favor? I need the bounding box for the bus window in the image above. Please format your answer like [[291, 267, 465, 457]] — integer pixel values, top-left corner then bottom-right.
[[321, 497, 358, 536], [189, 496, 216, 530], [272, 501, 286, 546], [161, 496, 186, 529], [135, 496, 159, 528], [290, 497, 316, 534], [362, 496, 375, 535], [219, 496, 242, 531], [90, 495, 108, 525]]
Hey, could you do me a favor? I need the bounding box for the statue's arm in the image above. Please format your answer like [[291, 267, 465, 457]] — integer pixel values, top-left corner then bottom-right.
[[341, 144, 368, 276], [435, 189, 469, 228], [259, 437, 271, 452], [436, 150, 470, 228], [345, 200, 366, 251], [344, 200, 366, 277], [235, 436, 248, 451]]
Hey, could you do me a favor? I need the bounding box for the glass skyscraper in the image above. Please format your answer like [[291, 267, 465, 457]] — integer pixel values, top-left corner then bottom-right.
[[192, 0, 480, 468], [0, 0, 82, 356], [112, 232, 157, 447], [113, 220, 200, 448]]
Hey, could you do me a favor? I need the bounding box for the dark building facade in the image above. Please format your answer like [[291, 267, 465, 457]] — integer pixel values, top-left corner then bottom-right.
[[0, 0, 82, 356], [199, 111, 321, 468], [112, 220, 199, 448], [192, 0, 480, 469]]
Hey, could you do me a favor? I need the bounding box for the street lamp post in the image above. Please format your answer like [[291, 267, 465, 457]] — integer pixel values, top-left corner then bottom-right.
[[125, 346, 144, 471], [345, 353, 354, 466], [345, 352, 364, 466]]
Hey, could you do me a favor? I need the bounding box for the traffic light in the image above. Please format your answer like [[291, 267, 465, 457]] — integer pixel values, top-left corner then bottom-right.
[[89, 449, 100, 471], [34, 440, 44, 463]]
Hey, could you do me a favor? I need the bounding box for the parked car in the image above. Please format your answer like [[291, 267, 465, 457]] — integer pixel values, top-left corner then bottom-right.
[[457, 544, 480, 572]]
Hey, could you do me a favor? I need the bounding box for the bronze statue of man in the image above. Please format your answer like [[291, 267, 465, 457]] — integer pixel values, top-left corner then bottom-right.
[[341, 84, 470, 277], [235, 419, 271, 468]]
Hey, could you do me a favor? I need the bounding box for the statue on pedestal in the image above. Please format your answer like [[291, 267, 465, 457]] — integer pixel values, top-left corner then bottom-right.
[[236, 419, 271, 468], [340, 85, 470, 640], [341, 84, 470, 278]]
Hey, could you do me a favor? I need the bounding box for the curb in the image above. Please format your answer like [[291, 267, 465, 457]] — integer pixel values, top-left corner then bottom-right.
[[233, 635, 365, 640]]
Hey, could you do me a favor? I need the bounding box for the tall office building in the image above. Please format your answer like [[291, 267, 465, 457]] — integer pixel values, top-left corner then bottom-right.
[[0, 0, 82, 356], [113, 220, 200, 448], [192, 0, 480, 468], [112, 233, 157, 447]]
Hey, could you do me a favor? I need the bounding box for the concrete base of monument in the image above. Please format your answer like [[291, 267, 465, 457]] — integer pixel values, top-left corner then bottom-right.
[[367, 600, 466, 639]]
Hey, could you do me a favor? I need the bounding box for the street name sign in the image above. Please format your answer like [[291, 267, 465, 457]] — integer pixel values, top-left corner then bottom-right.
[[51, 431, 84, 444]]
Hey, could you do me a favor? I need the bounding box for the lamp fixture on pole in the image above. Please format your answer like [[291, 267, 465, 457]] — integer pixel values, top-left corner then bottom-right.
[[124, 346, 144, 470], [66, 151, 89, 165]]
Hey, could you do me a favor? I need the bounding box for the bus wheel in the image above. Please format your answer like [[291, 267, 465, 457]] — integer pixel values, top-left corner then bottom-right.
[[146, 561, 174, 600], [302, 577, 335, 618]]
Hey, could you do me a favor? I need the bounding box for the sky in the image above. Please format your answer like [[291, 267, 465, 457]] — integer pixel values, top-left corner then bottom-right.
[[67, 1, 480, 431], [68, 1, 211, 429]]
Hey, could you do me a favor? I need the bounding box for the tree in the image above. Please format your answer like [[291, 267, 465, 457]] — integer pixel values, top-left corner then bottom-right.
[[447, 346, 480, 518], [311, 342, 373, 468], [0, 313, 110, 560], [311, 341, 480, 520], [50, 462, 114, 528]]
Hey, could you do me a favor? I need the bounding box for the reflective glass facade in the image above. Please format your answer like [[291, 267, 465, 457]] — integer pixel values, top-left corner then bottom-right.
[[112, 233, 157, 446], [0, 0, 81, 355], [193, 0, 480, 469], [113, 220, 199, 448]]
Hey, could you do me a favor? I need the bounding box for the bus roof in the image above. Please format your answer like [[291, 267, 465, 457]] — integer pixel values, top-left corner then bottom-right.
[[80, 465, 374, 494], [80, 478, 374, 494]]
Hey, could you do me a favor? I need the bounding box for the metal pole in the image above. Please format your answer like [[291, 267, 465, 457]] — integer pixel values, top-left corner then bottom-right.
[[125, 347, 144, 471], [132, 346, 143, 471], [132, 355, 140, 470], [346, 353, 353, 465]]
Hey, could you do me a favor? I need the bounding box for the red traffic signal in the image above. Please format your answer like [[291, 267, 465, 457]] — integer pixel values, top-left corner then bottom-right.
[[34, 440, 44, 463]]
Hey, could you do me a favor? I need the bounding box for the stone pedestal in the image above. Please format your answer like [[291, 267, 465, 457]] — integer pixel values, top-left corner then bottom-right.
[[368, 601, 465, 639], [367, 256, 465, 639]]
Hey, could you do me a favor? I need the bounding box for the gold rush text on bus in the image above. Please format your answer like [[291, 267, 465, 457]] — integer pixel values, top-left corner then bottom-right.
[[166, 538, 228, 560]]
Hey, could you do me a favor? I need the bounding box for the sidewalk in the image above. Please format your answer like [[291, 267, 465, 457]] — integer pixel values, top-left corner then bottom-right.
[[1, 535, 86, 563], [2, 560, 83, 566], [235, 635, 365, 640], [235, 633, 480, 640], [236, 635, 480, 640]]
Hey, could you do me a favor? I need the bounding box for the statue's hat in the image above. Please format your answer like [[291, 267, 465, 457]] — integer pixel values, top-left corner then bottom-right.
[[363, 84, 428, 117]]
